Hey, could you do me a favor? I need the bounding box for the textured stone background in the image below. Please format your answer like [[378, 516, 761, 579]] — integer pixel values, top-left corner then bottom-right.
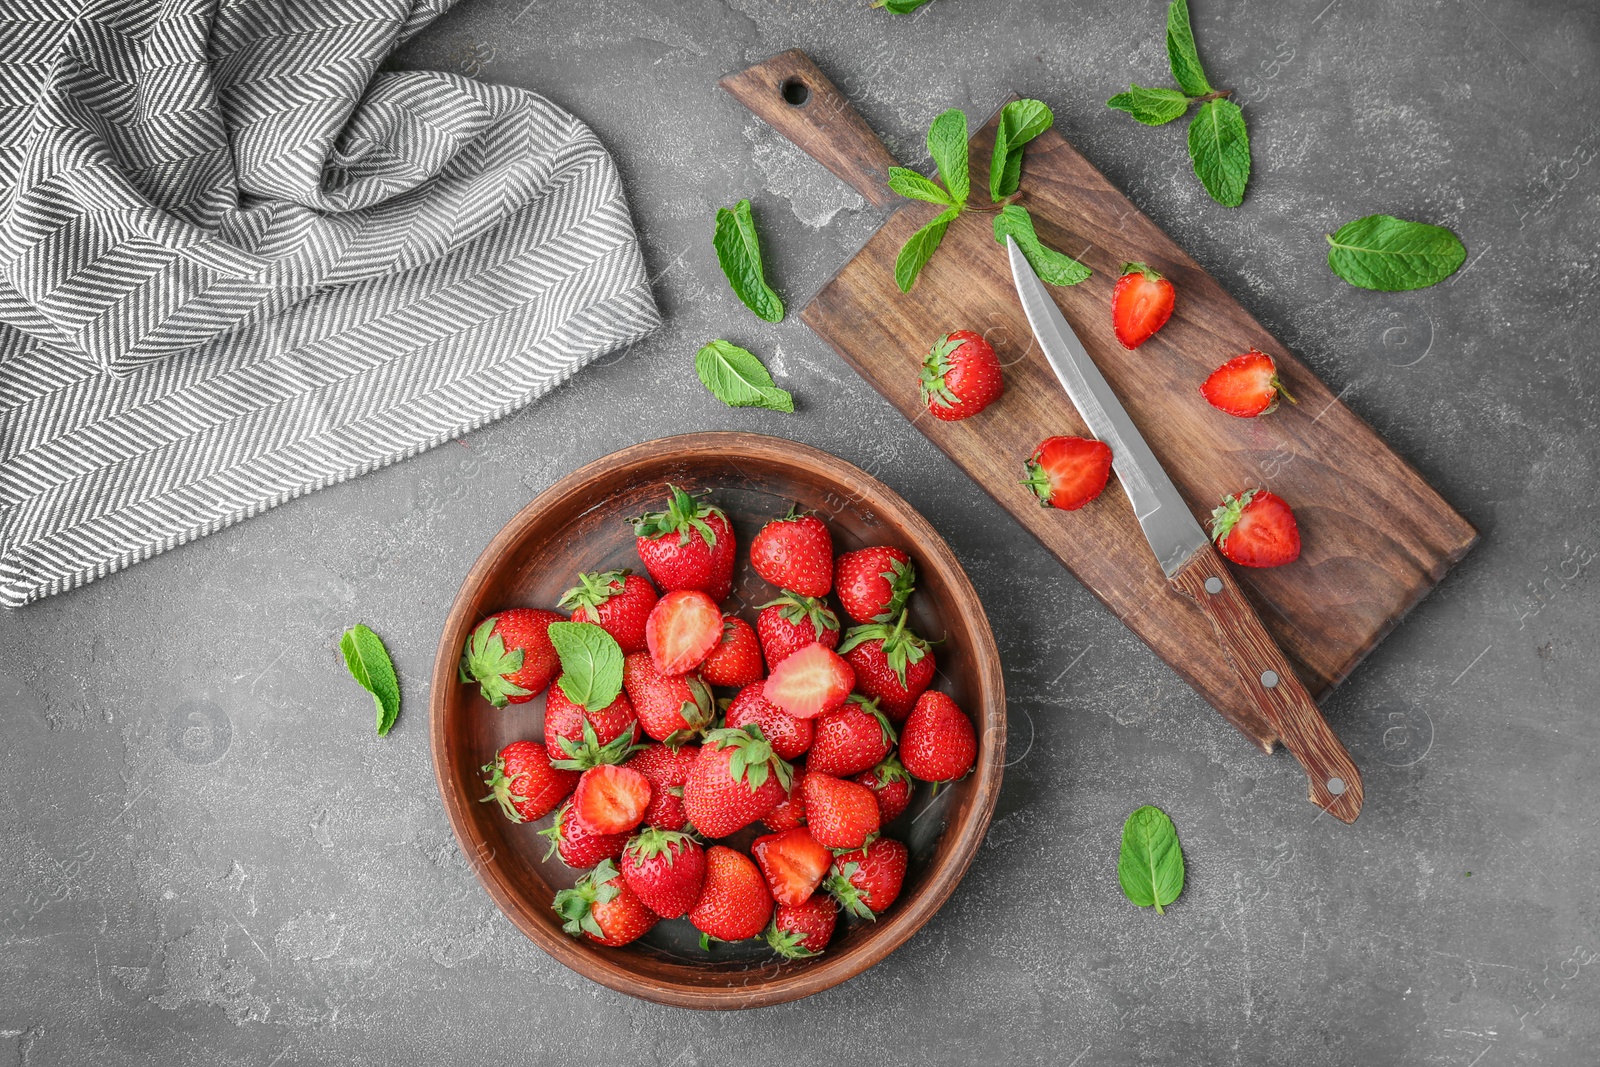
[[3, 0, 1597, 1063]]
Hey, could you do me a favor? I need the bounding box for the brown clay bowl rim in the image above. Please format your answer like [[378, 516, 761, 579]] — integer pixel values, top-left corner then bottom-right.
[[429, 431, 1006, 1009]]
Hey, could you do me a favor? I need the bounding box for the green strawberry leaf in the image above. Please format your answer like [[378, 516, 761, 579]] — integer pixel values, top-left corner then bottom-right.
[[1186, 98, 1250, 208], [695, 340, 793, 413], [894, 206, 960, 293], [989, 98, 1054, 201], [341, 624, 400, 736], [1117, 805, 1186, 914], [713, 198, 784, 323], [926, 108, 970, 208], [1325, 214, 1467, 291], [1166, 0, 1213, 98], [1106, 84, 1192, 127], [887, 167, 953, 206], [993, 204, 1091, 286], [547, 621, 624, 713]]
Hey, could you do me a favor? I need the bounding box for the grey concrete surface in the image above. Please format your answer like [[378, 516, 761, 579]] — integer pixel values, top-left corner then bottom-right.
[[3, 0, 1598, 1063]]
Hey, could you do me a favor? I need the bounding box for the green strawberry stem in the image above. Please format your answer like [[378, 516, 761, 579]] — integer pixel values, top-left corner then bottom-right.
[[459, 617, 530, 707]]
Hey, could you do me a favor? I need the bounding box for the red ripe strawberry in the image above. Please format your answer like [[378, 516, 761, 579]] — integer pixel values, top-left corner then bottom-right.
[[458, 608, 564, 706], [698, 616, 764, 688], [1112, 262, 1175, 349], [558, 570, 658, 654], [1023, 435, 1113, 511], [553, 859, 657, 947], [1201, 349, 1297, 418], [757, 593, 840, 669], [544, 685, 639, 768], [899, 691, 977, 784], [838, 611, 934, 722], [751, 827, 834, 906], [540, 802, 630, 868], [645, 589, 723, 675], [801, 772, 881, 850], [631, 485, 736, 600], [689, 845, 773, 944], [920, 330, 1004, 421], [762, 766, 809, 832], [682, 724, 793, 838], [766, 895, 837, 959], [620, 828, 706, 919], [853, 754, 912, 824], [1210, 488, 1301, 567], [827, 837, 908, 920], [622, 652, 714, 744], [750, 509, 834, 597], [763, 642, 855, 720], [626, 743, 698, 831], [807, 695, 897, 778], [479, 740, 578, 824], [724, 681, 813, 761], [571, 764, 651, 834], [835, 546, 916, 625]]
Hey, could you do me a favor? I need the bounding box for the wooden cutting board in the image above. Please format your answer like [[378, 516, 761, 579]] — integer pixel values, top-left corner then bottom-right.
[[723, 51, 1477, 753]]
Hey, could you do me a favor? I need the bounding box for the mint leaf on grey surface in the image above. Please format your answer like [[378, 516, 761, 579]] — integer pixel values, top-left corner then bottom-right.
[[695, 340, 794, 412], [547, 621, 625, 712], [1187, 98, 1250, 207], [993, 205, 1091, 286], [872, 0, 934, 10], [1165, 0, 1213, 97], [926, 108, 970, 207], [1106, 84, 1191, 127], [340, 624, 400, 736], [989, 98, 1054, 201], [894, 206, 960, 293], [887, 166, 953, 206], [1117, 804, 1186, 914], [713, 198, 784, 323], [1326, 214, 1467, 291]]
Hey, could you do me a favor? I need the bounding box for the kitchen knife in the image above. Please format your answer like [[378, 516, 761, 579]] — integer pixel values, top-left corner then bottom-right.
[[1007, 237, 1363, 824]]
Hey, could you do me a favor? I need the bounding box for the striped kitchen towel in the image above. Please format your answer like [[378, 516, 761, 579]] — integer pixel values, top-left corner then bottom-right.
[[0, 0, 660, 607]]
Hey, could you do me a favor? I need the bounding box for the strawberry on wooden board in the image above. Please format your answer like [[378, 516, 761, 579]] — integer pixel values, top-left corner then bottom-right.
[[1111, 262, 1175, 350], [626, 743, 698, 832], [724, 681, 814, 761], [458, 608, 564, 706], [631, 485, 736, 600], [1210, 489, 1301, 568], [1200, 349, 1296, 418], [1023, 435, 1113, 511], [552, 859, 658, 947], [751, 827, 834, 906], [807, 695, 897, 778], [757, 593, 841, 669], [763, 641, 856, 720], [540, 802, 630, 868], [544, 687, 639, 769], [762, 766, 809, 832], [622, 652, 714, 744], [479, 740, 578, 824], [750, 509, 834, 597], [558, 570, 658, 654], [838, 611, 934, 722], [835, 546, 916, 625], [899, 691, 977, 784], [853, 754, 912, 825], [620, 827, 706, 920], [646, 589, 723, 676], [698, 616, 764, 688], [920, 330, 1004, 421], [766, 895, 837, 959], [689, 845, 773, 944], [682, 724, 794, 838], [571, 764, 651, 834], [827, 837, 909, 920], [801, 771, 881, 850]]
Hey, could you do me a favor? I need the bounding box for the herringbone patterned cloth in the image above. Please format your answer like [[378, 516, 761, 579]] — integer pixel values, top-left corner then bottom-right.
[[0, 0, 660, 607]]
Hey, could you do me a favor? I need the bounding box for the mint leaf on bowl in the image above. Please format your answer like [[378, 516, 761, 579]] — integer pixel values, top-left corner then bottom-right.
[[695, 339, 794, 413], [1117, 804, 1186, 914], [1326, 214, 1467, 291], [341, 624, 400, 736], [547, 621, 625, 712], [713, 198, 784, 323], [1187, 98, 1250, 208]]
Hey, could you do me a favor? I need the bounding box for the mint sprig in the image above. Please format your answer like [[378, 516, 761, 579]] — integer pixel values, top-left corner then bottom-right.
[[713, 199, 784, 323]]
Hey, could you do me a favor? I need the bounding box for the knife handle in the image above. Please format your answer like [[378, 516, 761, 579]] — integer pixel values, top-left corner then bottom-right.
[[1171, 543, 1364, 823], [719, 49, 901, 208]]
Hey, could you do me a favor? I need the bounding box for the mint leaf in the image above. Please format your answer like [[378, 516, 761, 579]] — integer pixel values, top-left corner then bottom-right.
[[713, 199, 784, 323], [1187, 98, 1249, 207], [1166, 0, 1213, 97], [340, 624, 400, 737], [1117, 805, 1185, 914], [993, 205, 1091, 286], [990, 98, 1054, 201], [873, 0, 933, 10], [695, 340, 793, 412], [1325, 214, 1467, 291], [547, 621, 624, 713], [1107, 84, 1192, 127], [894, 205, 959, 293], [926, 109, 970, 207], [887, 166, 953, 206]]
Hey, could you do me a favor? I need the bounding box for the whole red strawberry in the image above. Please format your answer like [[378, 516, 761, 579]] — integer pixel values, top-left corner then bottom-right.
[[766, 895, 837, 959], [801, 771, 881, 850], [899, 690, 977, 784], [1023, 435, 1112, 511], [622, 652, 714, 744], [553, 859, 657, 947], [698, 616, 764, 688], [751, 827, 834, 906], [724, 681, 814, 761], [1201, 349, 1296, 418], [853, 754, 912, 824], [544, 685, 639, 768], [626, 743, 698, 831], [920, 330, 1004, 421], [838, 610, 935, 721], [620, 828, 706, 919], [750, 509, 834, 597], [458, 608, 564, 706], [480, 740, 578, 824], [756, 592, 840, 669], [761, 765, 809, 832], [827, 837, 908, 919], [558, 570, 658, 654], [540, 802, 630, 868], [807, 695, 897, 778], [835, 546, 916, 625], [681, 724, 793, 838], [1210, 488, 1301, 567], [1112, 262, 1175, 349], [631, 485, 736, 601], [689, 845, 773, 944]]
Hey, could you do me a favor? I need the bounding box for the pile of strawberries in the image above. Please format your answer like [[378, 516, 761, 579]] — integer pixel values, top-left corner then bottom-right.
[[461, 486, 977, 957]]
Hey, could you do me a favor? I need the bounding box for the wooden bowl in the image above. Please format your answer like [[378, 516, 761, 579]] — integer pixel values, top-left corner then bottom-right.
[[429, 432, 1005, 1009]]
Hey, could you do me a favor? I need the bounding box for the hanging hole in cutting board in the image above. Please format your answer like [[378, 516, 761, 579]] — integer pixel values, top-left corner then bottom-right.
[[780, 77, 811, 106]]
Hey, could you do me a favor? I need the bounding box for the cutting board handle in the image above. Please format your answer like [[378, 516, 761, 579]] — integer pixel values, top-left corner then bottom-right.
[[719, 49, 901, 208]]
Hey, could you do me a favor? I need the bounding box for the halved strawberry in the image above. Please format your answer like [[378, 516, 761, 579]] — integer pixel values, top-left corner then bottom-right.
[[1210, 488, 1301, 567], [558, 570, 658, 654], [1112, 262, 1175, 349], [827, 837, 909, 919], [1201, 349, 1296, 418], [763, 642, 855, 720], [698, 616, 765, 688], [766, 895, 837, 959], [571, 764, 651, 834], [750, 509, 834, 597], [646, 589, 723, 675], [801, 772, 881, 850], [751, 827, 834, 906], [1023, 435, 1113, 511], [757, 593, 841, 669], [920, 330, 1004, 421], [552, 859, 658, 947]]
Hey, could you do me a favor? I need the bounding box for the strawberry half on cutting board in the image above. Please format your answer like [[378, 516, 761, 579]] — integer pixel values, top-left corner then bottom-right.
[[1022, 435, 1112, 512], [1210, 489, 1301, 568], [1201, 350, 1296, 418], [1111, 262, 1174, 349]]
